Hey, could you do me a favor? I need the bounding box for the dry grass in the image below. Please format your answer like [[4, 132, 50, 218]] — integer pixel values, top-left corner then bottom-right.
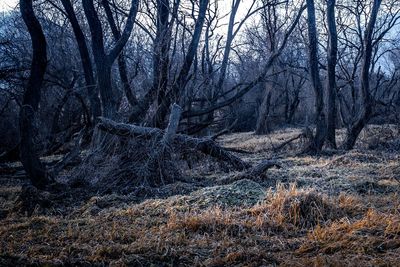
[[251, 183, 354, 229], [0, 124, 399, 266]]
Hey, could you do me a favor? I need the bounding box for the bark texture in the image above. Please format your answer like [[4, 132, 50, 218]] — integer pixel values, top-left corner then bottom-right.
[[325, 0, 338, 148], [305, 0, 326, 152]]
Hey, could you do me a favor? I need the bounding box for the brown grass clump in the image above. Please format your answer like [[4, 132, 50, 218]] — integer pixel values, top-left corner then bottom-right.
[[280, 192, 338, 228], [252, 183, 346, 229], [299, 209, 400, 255]]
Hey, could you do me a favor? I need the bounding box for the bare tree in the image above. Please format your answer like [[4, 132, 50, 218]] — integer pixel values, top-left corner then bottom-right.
[[255, 0, 288, 134], [342, 0, 382, 149], [101, 0, 138, 108], [183, 4, 307, 122], [152, 0, 209, 127], [129, 0, 180, 123]]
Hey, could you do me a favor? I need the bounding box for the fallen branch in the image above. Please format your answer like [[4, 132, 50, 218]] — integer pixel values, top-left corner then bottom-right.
[[218, 159, 281, 184], [247, 159, 281, 177], [274, 133, 305, 152], [223, 147, 254, 154], [211, 118, 238, 140], [49, 128, 86, 178]]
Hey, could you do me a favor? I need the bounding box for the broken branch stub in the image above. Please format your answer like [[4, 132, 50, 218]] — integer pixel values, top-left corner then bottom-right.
[[162, 103, 182, 146]]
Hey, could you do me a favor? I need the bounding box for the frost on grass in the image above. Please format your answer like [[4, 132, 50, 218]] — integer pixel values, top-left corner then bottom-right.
[[1, 125, 400, 266]]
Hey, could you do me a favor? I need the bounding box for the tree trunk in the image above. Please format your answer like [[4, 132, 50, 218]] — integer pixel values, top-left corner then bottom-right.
[[97, 62, 118, 118], [153, 0, 171, 111], [19, 0, 50, 189], [255, 88, 273, 134], [216, 0, 240, 91], [305, 0, 326, 153], [325, 0, 338, 148], [129, 0, 178, 123], [287, 79, 301, 124]]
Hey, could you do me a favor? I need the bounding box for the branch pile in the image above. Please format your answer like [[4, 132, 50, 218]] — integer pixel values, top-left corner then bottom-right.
[[70, 104, 280, 193]]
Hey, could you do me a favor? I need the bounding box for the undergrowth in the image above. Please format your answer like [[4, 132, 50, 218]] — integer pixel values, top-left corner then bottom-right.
[[0, 125, 399, 266]]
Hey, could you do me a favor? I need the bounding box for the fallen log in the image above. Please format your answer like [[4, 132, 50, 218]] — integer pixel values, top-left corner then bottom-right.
[[247, 159, 281, 176], [97, 117, 250, 171]]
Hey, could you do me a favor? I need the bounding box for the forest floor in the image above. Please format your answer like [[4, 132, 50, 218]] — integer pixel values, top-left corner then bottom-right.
[[1, 125, 400, 266]]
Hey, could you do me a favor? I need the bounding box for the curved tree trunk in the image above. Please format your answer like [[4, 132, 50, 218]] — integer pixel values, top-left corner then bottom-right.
[[216, 0, 240, 92], [19, 0, 50, 189]]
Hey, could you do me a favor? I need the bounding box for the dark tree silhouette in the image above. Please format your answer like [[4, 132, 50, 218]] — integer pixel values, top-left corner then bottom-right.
[[19, 0, 50, 189]]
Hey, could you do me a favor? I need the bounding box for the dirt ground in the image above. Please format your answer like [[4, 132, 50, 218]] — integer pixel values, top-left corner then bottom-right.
[[1, 125, 400, 266]]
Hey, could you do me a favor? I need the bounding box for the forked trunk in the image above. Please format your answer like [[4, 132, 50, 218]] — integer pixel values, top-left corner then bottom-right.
[[342, 0, 381, 150]]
